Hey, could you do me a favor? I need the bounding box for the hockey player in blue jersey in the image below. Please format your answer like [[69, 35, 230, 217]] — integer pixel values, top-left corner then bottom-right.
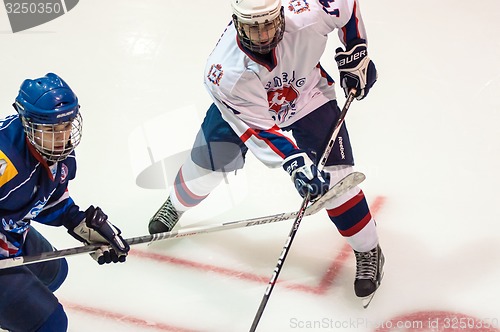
[[0, 73, 130, 331]]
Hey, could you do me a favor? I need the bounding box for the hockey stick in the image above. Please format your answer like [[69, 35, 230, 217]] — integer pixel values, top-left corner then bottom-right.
[[0, 171, 364, 270], [249, 91, 356, 332]]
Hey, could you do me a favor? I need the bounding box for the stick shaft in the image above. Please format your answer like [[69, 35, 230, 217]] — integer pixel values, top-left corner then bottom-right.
[[0, 171, 364, 270], [249, 92, 356, 331]]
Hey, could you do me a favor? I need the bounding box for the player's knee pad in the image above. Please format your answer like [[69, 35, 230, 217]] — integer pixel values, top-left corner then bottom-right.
[[27, 257, 69, 293], [321, 165, 360, 209], [35, 303, 67, 332], [24, 227, 68, 292], [46, 258, 68, 292], [324, 165, 353, 184]]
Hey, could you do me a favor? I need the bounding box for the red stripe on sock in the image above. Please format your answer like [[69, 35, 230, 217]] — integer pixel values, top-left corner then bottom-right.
[[174, 168, 208, 207], [327, 189, 364, 217]]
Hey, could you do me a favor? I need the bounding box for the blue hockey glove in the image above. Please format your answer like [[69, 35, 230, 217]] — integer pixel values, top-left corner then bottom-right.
[[335, 38, 377, 100], [282, 151, 330, 200], [68, 206, 130, 265]]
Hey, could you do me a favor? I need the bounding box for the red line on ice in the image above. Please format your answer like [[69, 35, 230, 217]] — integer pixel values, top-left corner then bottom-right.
[[63, 301, 198, 332], [134, 195, 386, 294], [64, 195, 385, 330]]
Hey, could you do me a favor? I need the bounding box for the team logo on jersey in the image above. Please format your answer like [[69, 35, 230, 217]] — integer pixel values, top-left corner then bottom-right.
[[207, 64, 224, 86], [60, 163, 69, 184], [2, 218, 29, 234], [288, 0, 310, 14], [267, 85, 299, 123], [25, 197, 49, 221], [0, 150, 18, 188]]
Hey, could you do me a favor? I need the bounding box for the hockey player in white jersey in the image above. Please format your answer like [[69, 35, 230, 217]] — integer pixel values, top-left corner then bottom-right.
[[149, 0, 384, 304]]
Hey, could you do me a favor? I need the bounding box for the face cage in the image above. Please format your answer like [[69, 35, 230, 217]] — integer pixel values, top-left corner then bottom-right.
[[22, 113, 83, 163], [234, 7, 285, 54]]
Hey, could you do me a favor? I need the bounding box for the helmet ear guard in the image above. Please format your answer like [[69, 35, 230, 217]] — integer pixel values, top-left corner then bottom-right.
[[14, 73, 83, 163], [231, 0, 285, 54]]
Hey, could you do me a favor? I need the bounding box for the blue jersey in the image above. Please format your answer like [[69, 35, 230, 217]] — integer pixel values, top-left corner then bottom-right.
[[0, 115, 84, 258]]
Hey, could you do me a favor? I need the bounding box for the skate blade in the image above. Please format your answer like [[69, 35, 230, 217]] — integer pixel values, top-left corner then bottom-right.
[[360, 271, 384, 309], [361, 293, 376, 308]]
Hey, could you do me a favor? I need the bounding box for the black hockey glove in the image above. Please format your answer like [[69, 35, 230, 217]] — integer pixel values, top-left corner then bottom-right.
[[283, 151, 330, 200], [68, 206, 130, 265], [335, 38, 377, 100]]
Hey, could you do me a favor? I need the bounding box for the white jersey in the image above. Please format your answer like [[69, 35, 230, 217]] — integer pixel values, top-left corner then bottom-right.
[[204, 0, 367, 168]]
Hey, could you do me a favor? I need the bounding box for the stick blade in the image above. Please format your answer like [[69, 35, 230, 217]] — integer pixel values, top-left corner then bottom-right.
[[307, 172, 366, 214]]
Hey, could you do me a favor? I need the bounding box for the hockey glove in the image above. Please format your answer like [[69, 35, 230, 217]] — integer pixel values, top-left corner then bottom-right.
[[335, 38, 377, 100], [283, 151, 330, 200], [68, 206, 130, 265]]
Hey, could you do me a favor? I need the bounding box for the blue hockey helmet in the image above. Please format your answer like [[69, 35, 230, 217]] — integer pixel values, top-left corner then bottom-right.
[[15, 73, 79, 123], [14, 73, 83, 162]]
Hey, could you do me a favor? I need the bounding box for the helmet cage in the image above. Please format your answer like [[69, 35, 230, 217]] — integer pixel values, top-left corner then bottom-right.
[[233, 6, 285, 54], [22, 112, 82, 163]]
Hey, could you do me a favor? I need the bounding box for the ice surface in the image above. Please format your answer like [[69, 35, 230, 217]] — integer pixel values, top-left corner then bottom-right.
[[1, 0, 499, 331]]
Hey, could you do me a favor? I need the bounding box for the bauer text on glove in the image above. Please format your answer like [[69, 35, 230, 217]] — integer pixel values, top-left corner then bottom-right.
[[335, 38, 377, 100]]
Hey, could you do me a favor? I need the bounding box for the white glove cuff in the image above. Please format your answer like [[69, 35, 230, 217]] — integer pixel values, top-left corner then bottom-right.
[[73, 219, 108, 244]]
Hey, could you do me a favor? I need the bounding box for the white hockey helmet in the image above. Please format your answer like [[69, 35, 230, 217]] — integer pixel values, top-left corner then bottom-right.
[[231, 0, 285, 54]]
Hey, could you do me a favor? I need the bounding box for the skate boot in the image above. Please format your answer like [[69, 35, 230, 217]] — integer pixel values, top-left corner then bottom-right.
[[148, 197, 183, 234], [353, 244, 384, 308]]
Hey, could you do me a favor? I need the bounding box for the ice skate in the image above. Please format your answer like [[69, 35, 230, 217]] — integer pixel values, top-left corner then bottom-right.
[[354, 244, 384, 308], [148, 197, 183, 234]]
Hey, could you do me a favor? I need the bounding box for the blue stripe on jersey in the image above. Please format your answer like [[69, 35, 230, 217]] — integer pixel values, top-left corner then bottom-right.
[[249, 127, 297, 159], [317, 63, 335, 85], [342, 2, 361, 43], [35, 196, 74, 226]]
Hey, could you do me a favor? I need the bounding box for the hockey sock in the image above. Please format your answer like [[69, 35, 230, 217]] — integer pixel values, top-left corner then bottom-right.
[[326, 189, 378, 252], [170, 159, 226, 212]]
